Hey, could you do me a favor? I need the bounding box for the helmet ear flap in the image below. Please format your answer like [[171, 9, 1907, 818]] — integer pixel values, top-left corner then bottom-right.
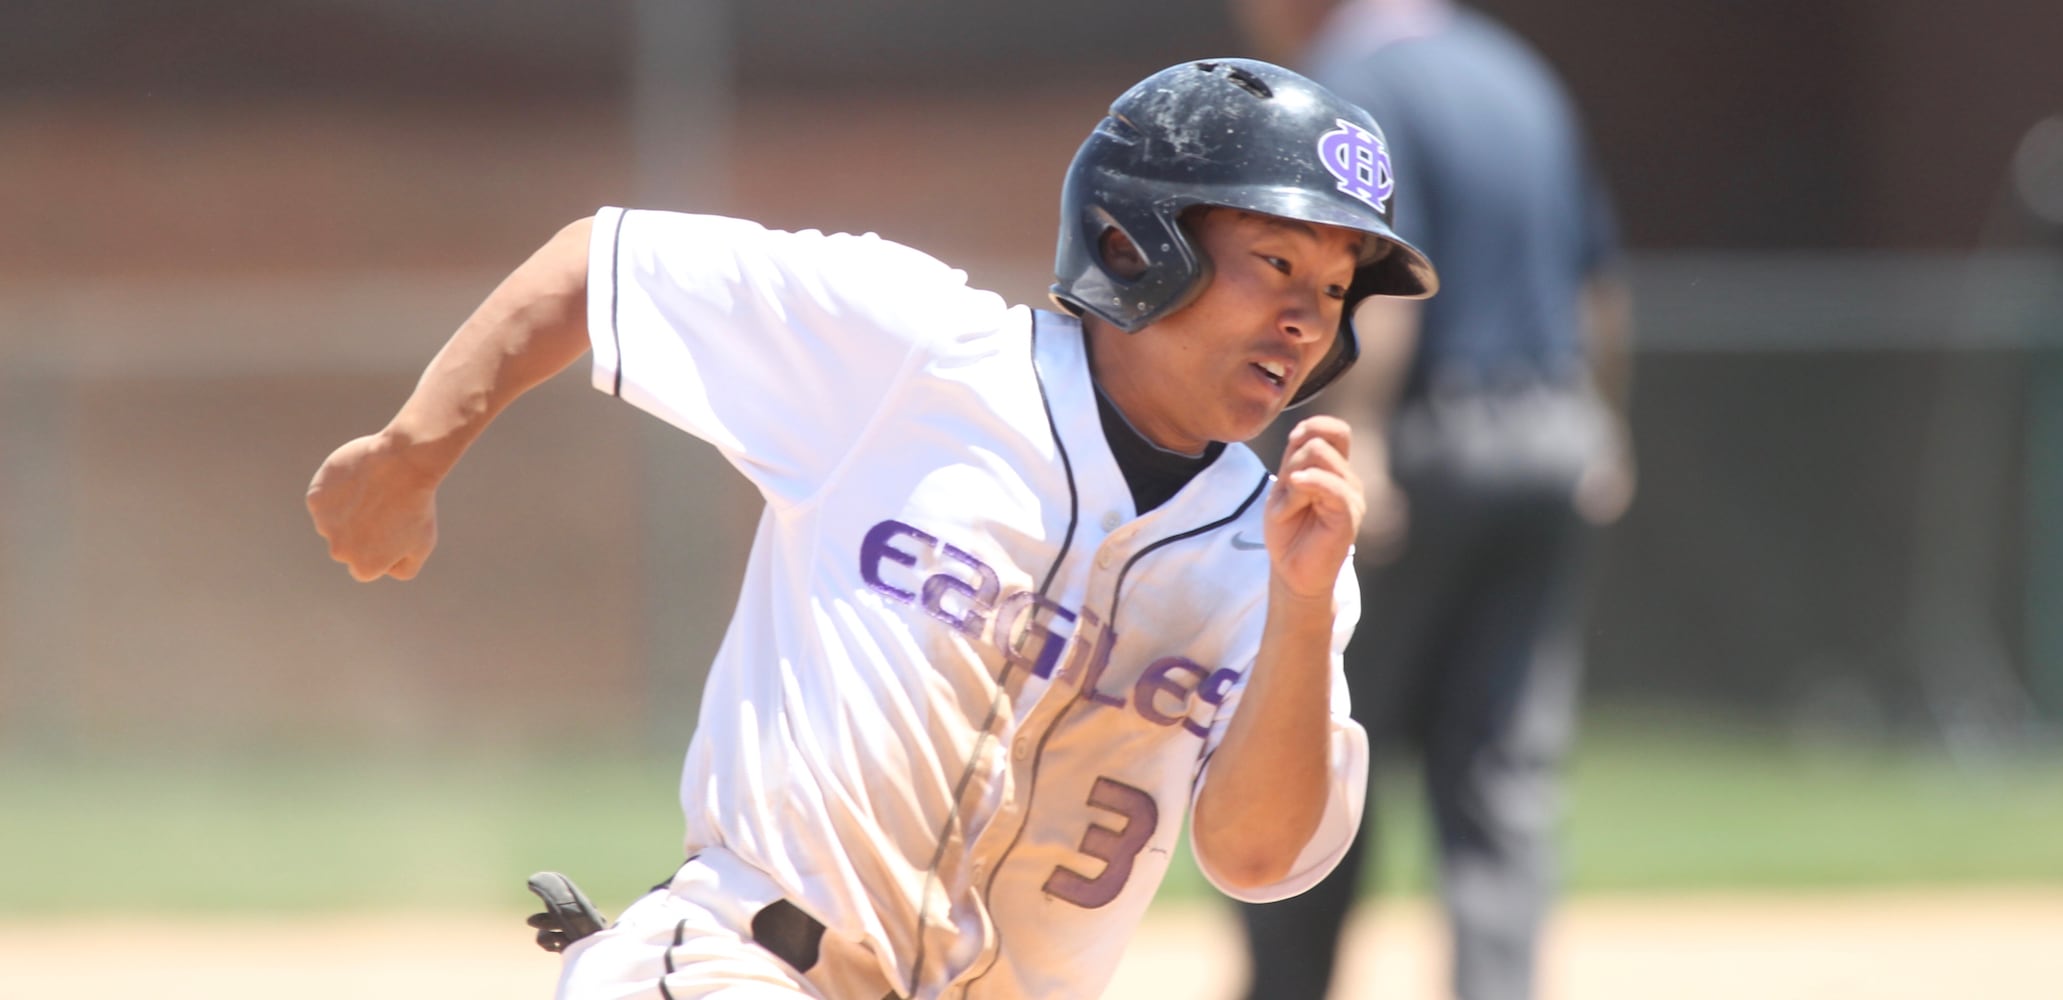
[[1056, 198, 1207, 332], [1095, 223, 1151, 283]]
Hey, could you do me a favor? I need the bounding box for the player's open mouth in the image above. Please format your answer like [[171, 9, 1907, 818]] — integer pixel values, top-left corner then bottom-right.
[[1251, 359, 1289, 388]]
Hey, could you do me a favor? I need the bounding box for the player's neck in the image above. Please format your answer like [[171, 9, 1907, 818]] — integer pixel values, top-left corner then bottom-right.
[[1081, 318, 1212, 457], [1092, 380, 1209, 460]]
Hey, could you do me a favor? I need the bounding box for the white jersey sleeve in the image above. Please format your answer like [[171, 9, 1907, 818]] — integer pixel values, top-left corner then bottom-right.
[[585, 206, 1010, 505], [1190, 558, 1369, 903]]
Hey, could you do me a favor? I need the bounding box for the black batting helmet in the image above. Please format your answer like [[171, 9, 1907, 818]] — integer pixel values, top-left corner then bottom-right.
[[1050, 58, 1439, 406]]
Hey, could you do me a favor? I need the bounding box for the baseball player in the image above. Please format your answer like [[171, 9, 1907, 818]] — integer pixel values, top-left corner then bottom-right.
[[306, 58, 1436, 1000]]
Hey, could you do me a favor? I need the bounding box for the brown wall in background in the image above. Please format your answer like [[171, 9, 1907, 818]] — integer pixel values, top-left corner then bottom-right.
[[6, 2, 2058, 257]]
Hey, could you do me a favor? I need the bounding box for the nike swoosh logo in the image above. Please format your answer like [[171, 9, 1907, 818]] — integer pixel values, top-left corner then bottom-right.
[[1230, 532, 1267, 551]]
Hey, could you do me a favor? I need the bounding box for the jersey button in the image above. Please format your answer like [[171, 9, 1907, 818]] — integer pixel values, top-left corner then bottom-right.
[[1095, 549, 1113, 569], [1100, 511, 1122, 532], [1013, 738, 1031, 761]]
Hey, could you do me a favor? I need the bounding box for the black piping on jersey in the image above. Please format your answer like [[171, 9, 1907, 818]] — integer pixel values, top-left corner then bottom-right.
[[608, 210, 627, 397], [658, 917, 685, 1000], [1108, 474, 1269, 630], [905, 682, 1012, 992], [1029, 312, 1081, 599], [956, 474, 1271, 996], [953, 643, 1081, 997], [905, 311, 1081, 994]]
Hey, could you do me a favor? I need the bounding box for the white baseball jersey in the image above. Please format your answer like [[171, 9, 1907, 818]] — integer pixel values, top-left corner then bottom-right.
[[585, 206, 1370, 1000]]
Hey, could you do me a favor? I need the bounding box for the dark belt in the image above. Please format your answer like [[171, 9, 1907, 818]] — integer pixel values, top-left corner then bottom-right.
[[751, 899, 904, 1000], [751, 899, 828, 974]]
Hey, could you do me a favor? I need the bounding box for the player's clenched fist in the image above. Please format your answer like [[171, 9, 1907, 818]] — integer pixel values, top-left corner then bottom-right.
[[1264, 415, 1365, 600], [306, 431, 441, 582]]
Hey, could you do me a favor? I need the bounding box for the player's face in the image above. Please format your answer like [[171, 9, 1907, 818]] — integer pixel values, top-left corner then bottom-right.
[[1099, 209, 1362, 452]]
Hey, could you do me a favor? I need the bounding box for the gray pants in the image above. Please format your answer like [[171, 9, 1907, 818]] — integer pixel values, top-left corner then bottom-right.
[[1241, 388, 1600, 1000]]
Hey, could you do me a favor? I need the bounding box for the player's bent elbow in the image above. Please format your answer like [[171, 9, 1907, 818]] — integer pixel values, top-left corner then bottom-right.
[[545, 217, 596, 267], [1191, 836, 1296, 894]]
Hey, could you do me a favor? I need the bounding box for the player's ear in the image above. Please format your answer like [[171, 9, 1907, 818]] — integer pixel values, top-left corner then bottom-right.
[[1097, 226, 1150, 282]]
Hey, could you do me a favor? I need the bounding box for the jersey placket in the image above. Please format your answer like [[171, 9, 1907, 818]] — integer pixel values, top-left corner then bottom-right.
[[945, 517, 1141, 995]]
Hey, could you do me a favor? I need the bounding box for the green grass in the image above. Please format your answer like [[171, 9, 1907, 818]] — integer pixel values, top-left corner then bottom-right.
[[4, 715, 2061, 916], [1145, 712, 2063, 903], [0, 749, 686, 916], [1560, 717, 2063, 892]]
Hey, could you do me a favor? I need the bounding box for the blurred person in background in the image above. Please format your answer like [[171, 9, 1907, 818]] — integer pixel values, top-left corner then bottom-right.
[[1228, 2, 1635, 999]]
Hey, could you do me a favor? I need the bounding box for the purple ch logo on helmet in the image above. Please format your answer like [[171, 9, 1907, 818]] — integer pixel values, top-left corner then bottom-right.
[[1317, 119, 1395, 213]]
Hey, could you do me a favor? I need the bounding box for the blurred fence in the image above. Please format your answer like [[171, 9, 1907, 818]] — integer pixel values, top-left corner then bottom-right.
[[1596, 251, 2063, 754]]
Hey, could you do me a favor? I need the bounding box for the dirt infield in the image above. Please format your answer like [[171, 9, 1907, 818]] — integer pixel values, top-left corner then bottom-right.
[[4, 890, 2059, 999]]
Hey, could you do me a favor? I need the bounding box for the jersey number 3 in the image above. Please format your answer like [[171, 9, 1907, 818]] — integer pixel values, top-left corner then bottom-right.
[[1042, 777, 1159, 909]]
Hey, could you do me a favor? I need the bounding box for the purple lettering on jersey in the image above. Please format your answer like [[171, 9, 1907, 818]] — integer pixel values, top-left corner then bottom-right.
[[922, 544, 1001, 638], [1317, 118, 1394, 213], [1043, 777, 1160, 909], [994, 591, 1077, 679], [860, 519, 937, 603], [1184, 666, 1243, 739], [1055, 607, 1101, 682], [857, 517, 1232, 738], [1075, 618, 1126, 709], [1134, 656, 1208, 728]]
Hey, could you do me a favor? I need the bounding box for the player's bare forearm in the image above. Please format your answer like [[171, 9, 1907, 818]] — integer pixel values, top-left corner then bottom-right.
[[307, 217, 594, 581], [1191, 416, 1362, 889], [1580, 269, 1634, 421], [1191, 582, 1339, 889], [1576, 268, 1638, 524], [384, 217, 596, 472]]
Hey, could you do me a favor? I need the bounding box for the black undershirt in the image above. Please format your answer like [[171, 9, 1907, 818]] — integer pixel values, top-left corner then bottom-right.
[[1093, 385, 1225, 514]]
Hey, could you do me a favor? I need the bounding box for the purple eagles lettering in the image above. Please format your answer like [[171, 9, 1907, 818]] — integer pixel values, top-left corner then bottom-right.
[[1317, 118, 1395, 213], [1136, 657, 1242, 739], [995, 590, 1076, 679], [859, 518, 1236, 735], [862, 518, 1071, 667]]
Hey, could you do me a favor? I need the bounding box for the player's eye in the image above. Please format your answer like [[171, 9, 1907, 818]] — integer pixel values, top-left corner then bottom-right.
[[1259, 255, 1291, 275], [1325, 283, 1349, 300]]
